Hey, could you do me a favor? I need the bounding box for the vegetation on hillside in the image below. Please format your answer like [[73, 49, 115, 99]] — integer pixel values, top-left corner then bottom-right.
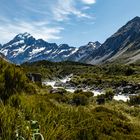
[[22, 60, 140, 89], [1, 93, 140, 140], [0, 59, 140, 140], [0, 58, 36, 103]]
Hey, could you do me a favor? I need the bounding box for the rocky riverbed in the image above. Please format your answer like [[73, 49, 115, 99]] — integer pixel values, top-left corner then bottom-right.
[[43, 75, 139, 102]]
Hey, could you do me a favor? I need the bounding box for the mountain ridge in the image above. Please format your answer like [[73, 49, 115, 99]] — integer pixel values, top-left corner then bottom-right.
[[83, 16, 140, 64], [0, 16, 140, 64], [0, 33, 100, 64]]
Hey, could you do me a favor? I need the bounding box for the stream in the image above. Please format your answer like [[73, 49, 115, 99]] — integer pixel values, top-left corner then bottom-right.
[[43, 75, 131, 102]]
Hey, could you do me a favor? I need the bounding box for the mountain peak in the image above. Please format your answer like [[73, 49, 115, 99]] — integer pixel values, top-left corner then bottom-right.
[[87, 41, 101, 48], [59, 44, 70, 48], [86, 16, 140, 64], [16, 32, 32, 40], [126, 16, 140, 26], [131, 16, 140, 22]]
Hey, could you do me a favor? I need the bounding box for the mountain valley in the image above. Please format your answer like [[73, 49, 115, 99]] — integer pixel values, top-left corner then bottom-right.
[[0, 17, 140, 140]]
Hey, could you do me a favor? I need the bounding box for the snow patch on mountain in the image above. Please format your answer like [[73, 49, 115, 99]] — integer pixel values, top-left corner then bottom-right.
[[30, 47, 45, 55], [17, 32, 32, 40], [67, 41, 101, 62], [44, 50, 52, 54], [12, 40, 25, 46], [0, 49, 8, 56]]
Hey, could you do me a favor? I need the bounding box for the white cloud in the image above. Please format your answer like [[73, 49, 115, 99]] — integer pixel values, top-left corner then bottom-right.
[[0, 0, 97, 44], [82, 6, 91, 10], [0, 19, 63, 44], [81, 0, 96, 4], [52, 0, 92, 21]]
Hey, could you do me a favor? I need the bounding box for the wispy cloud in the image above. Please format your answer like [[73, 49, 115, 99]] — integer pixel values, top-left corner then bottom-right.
[[81, 0, 96, 5], [0, 0, 96, 44], [52, 0, 93, 21], [0, 18, 63, 44]]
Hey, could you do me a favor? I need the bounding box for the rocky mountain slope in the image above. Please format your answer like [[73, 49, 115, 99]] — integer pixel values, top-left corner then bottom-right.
[[0, 44, 9, 62], [68, 41, 101, 62], [83, 16, 140, 64], [0, 17, 140, 64]]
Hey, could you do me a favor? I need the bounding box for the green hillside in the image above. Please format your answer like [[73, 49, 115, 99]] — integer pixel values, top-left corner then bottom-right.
[[0, 59, 140, 140], [22, 60, 140, 88]]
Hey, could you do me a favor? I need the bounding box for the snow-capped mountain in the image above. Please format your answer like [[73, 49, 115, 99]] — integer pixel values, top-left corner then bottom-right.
[[68, 41, 101, 62], [0, 44, 7, 60], [0, 33, 76, 64], [0, 17, 140, 65]]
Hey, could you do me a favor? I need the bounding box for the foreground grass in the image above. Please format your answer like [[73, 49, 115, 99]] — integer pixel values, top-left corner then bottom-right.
[[0, 94, 140, 140]]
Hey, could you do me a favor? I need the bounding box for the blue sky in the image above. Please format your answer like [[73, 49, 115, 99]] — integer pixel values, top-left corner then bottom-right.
[[0, 0, 140, 47]]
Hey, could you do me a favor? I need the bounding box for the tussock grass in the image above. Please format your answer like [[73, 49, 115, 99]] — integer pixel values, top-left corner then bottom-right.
[[1, 94, 140, 140]]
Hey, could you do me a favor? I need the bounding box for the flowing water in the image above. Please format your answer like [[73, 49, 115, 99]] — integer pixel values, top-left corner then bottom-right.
[[43, 75, 131, 102]]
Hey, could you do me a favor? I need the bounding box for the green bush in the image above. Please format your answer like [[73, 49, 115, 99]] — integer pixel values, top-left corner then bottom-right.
[[74, 89, 93, 98], [124, 67, 135, 76], [0, 65, 36, 102], [8, 94, 21, 108], [24, 83, 36, 95], [129, 95, 140, 105], [48, 93, 68, 103], [74, 89, 83, 94], [96, 94, 105, 105], [105, 88, 115, 101], [72, 93, 88, 106], [96, 89, 114, 104], [1, 66, 28, 101], [82, 91, 93, 98]]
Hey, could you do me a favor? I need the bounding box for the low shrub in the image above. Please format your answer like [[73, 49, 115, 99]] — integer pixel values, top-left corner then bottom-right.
[[48, 93, 68, 103], [96, 94, 105, 105], [72, 93, 88, 106], [129, 95, 140, 105], [82, 91, 93, 98], [105, 88, 115, 101]]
